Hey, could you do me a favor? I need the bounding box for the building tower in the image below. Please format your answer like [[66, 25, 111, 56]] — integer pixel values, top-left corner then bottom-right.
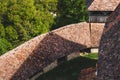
[[87, 0, 120, 23]]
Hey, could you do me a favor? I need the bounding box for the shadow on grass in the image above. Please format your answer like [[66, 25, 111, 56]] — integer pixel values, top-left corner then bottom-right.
[[36, 55, 97, 80]]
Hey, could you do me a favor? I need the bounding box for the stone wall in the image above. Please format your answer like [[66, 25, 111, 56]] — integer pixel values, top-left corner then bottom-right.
[[0, 22, 104, 80]]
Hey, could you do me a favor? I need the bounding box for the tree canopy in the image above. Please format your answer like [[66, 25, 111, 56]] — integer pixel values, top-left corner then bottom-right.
[[52, 0, 88, 29], [0, 0, 87, 55]]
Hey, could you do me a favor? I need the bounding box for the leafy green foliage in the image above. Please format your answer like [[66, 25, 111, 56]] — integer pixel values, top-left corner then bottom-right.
[[0, 0, 55, 55], [35, 0, 58, 12], [0, 0, 88, 55], [52, 0, 88, 29], [5, 26, 18, 41], [0, 38, 12, 55], [0, 24, 5, 38], [14, 23, 29, 41]]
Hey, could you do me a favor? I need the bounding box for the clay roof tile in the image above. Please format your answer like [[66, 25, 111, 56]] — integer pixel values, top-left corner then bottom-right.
[[87, 0, 120, 11]]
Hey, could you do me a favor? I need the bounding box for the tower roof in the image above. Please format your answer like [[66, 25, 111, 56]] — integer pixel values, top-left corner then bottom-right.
[[87, 0, 120, 11]]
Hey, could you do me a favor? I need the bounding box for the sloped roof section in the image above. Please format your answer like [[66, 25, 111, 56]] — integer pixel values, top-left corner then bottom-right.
[[87, 0, 120, 11]]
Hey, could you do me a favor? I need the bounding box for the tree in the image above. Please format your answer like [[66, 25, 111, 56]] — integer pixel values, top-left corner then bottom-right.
[[52, 0, 88, 29], [34, 0, 56, 32], [0, 0, 88, 55], [0, 0, 55, 54], [5, 26, 18, 41], [0, 23, 5, 38], [0, 38, 12, 55]]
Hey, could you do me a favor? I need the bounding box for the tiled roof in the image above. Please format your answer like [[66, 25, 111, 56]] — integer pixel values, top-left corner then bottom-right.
[[87, 0, 120, 11]]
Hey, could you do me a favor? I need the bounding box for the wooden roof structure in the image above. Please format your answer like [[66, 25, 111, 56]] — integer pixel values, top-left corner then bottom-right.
[[87, 0, 120, 11]]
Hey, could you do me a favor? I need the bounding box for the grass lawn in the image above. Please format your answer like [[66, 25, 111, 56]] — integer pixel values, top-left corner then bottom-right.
[[36, 53, 98, 80]]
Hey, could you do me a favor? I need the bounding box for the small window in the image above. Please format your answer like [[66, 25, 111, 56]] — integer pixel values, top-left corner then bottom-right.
[[88, 11, 113, 23]]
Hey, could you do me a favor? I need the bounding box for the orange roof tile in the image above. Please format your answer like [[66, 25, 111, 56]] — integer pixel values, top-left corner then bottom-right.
[[87, 0, 120, 11]]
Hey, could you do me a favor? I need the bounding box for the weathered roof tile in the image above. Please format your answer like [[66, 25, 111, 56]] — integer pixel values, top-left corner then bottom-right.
[[87, 0, 120, 11]]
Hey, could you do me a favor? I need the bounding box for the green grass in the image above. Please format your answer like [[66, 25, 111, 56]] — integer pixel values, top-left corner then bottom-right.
[[84, 53, 98, 59], [36, 53, 98, 80]]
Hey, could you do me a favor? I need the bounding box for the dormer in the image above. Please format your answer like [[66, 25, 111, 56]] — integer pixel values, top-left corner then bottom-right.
[[87, 0, 120, 23]]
